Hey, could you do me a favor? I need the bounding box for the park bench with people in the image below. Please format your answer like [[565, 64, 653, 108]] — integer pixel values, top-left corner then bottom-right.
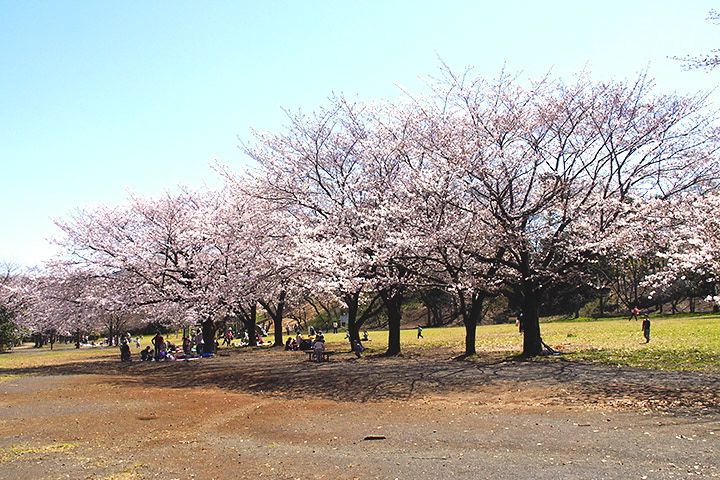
[[305, 350, 335, 362]]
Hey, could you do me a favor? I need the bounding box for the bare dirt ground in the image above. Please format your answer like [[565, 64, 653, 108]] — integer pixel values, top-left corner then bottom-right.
[[0, 347, 718, 479]]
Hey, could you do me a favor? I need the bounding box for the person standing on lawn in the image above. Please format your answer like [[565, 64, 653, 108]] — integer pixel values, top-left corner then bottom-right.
[[642, 315, 651, 343], [151, 332, 164, 361]]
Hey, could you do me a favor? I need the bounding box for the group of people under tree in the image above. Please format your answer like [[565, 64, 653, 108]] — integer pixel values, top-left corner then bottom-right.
[[116, 323, 276, 362], [283, 325, 367, 361]]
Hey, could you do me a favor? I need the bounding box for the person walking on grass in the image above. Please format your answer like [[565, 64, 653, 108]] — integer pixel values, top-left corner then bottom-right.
[[642, 315, 651, 343], [417, 325, 424, 339]]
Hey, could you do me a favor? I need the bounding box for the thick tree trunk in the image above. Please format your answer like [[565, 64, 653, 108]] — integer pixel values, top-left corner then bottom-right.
[[517, 251, 543, 357], [462, 294, 484, 357], [234, 302, 259, 347], [671, 300, 679, 314], [381, 289, 403, 356], [521, 291, 542, 356], [272, 291, 287, 348], [343, 293, 361, 350], [464, 320, 476, 356], [246, 303, 258, 347], [201, 318, 217, 354]]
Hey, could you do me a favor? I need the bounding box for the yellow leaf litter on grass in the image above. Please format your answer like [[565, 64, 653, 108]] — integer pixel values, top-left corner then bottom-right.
[[10, 442, 77, 455], [0, 442, 77, 464]]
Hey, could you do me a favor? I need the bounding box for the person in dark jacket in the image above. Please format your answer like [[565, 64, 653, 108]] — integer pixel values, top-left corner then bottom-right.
[[642, 315, 651, 343]]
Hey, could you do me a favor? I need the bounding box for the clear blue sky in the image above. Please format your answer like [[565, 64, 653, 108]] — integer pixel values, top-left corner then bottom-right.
[[1, 0, 718, 267]]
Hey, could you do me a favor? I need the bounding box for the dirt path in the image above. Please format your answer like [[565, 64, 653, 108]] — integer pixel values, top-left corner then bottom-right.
[[0, 349, 718, 479]]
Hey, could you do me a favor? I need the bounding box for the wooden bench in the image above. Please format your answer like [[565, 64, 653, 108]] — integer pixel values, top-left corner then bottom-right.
[[305, 350, 336, 362]]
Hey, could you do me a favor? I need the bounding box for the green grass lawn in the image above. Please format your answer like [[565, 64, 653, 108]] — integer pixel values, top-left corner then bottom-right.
[[321, 314, 720, 372], [2, 315, 718, 373]]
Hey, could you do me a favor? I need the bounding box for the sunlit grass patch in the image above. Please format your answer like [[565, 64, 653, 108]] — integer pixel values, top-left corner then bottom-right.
[[324, 314, 720, 371], [536, 315, 720, 371], [0, 344, 118, 370], [1, 315, 718, 372], [565, 346, 719, 371]]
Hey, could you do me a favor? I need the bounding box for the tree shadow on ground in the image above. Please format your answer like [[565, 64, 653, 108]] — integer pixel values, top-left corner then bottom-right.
[[2, 348, 719, 416]]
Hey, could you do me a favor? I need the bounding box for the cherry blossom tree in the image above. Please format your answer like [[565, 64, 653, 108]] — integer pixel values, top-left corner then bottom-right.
[[674, 10, 720, 70], [34, 66, 720, 363], [208, 181, 302, 348], [246, 97, 425, 355], [386, 100, 509, 356], [54, 189, 232, 352], [628, 193, 720, 309], [408, 70, 720, 356], [0, 263, 24, 351], [14, 270, 113, 349]]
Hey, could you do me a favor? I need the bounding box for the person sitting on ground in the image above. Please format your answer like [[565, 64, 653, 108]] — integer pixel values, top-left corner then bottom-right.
[[290, 339, 298, 351], [223, 328, 234, 346], [140, 346, 152, 361], [353, 339, 364, 358], [182, 336, 192, 355], [313, 337, 326, 362], [194, 330, 204, 354], [119, 340, 131, 362], [285, 337, 293, 351], [157, 341, 167, 360]]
